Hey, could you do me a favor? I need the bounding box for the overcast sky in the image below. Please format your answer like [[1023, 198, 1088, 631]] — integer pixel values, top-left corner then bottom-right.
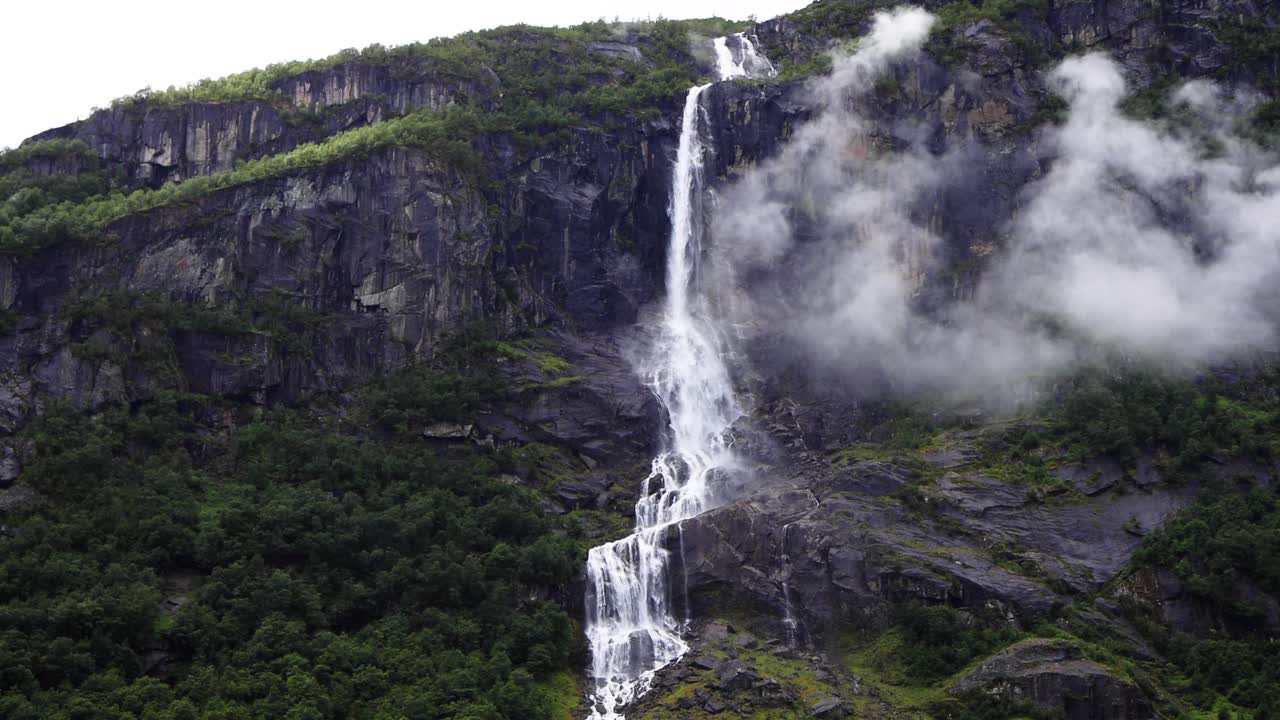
[[2, 0, 807, 148]]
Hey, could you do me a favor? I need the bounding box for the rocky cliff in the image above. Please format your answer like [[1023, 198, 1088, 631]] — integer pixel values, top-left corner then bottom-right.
[[1, 2, 1278, 719]]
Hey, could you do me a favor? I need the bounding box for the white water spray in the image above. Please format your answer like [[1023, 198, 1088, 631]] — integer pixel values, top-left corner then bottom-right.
[[714, 33, 777, 80], [584, 35, 773, 720]]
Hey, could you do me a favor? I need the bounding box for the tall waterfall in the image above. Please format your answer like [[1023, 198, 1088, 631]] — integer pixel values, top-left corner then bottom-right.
[[584, 34, 772, 720]]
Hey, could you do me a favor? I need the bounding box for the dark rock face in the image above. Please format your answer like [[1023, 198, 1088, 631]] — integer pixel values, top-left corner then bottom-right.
[[30, 61, 489, 189], [674, 454, 1220, 634], [3, 5, 1277, 718], [8, 0, 1266, 444], [2, 125, 674, 456], [953, 639, 1155, 720]]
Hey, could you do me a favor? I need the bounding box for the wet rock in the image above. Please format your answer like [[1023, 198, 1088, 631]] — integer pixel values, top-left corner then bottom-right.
[[810, 697, 847, 717], [953, 639, 1154, 720], [1053, 458, 1125, 496], [703, 699, 728, 714], [621, 631, 656, 675], [923, 445, 978, 468], [589, 41, 644, 63], [717, 660, 762, 691], [0, 446, 19, 487], [0, 484, 40, 516], [554, 477, 610, 511], [702, 622, 732, 643], [936, 473, 1030, 514], [755, 678, 796, 706], [692, 656, 721, 671], [1133, 455, 1163, 487], [538, 498, 567, 515], [824, 461, 911, 497]]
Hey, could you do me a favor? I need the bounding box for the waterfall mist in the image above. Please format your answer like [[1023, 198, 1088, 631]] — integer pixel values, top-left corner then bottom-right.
[[709, 6, 1280, 404]]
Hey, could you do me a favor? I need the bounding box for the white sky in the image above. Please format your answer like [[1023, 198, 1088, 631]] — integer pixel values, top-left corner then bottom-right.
[[2, 0, 807, 149]]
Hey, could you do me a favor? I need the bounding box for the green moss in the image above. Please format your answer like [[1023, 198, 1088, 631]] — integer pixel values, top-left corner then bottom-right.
[[498, 339, 577, 378], [536, 670, 581, 720], [837, 609, 1021, 717], [196, 481, 254, 531], [743, 648, 834, 702], [152, 614, 178, 635], [928, 0, 1050, 66], [564, 510, 632, 550]]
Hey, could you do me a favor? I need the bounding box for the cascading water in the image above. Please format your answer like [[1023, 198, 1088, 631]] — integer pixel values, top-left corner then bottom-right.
[[714, 33, 777, 80], [779, 522, 802, 647], [584, 35, 772, 720]]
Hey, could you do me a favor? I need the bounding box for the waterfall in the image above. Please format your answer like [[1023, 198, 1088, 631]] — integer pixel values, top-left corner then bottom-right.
[[779, 522, 802, 647], [714, 33, 777, 80], [584, 35, 773, 720]]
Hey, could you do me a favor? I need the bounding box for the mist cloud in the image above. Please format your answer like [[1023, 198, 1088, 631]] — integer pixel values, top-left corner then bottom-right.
[[708, 7, 1280, 401]]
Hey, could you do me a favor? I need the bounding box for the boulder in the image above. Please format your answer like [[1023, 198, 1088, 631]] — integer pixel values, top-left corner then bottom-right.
[[692, 656, 721, 671], [422, 422, 472, 440], [716, 660, 761, 691], [810, 697, 847, 717]]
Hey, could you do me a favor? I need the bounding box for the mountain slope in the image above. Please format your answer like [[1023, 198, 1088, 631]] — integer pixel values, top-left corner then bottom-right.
[[0, 1, 1278, 719]]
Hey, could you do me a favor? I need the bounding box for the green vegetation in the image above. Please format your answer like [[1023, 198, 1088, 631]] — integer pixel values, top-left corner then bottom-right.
[[1052, 368, 1279, 473], [926, 689, 1064, 720], [928, 0, 1049, 65], [1125, 485, 1280, 717], [0, 139, 98, 172], [850, 604, 1020, 686], [495, 338, 588, 392], [114, 19, 747, 129], [1119, 76, 1183, 121], [1211, 18, 1280, 93], [833, 604, 1023, 718], [0, 109, 484, 255], [0, 331, 585, 719], [1, 18, 760, 256], [0, 140, 115, 254], [834, 365, 1280, 499], [774, 54, 836, 82], [1207, 17, 1280, 145], [1136, 487, 1280, 618], [786, 0, 890, 42], [1245, 98, 1280, 149], [759, 0, 889, 80]]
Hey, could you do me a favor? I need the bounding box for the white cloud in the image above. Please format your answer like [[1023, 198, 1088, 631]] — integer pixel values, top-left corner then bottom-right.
[[708, 12, 1280, 401]]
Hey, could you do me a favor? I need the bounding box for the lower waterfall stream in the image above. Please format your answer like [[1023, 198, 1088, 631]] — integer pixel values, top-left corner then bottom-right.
[[584, 35, 774, 720]]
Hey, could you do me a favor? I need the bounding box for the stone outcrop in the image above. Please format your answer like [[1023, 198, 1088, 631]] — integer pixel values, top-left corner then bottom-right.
[[952, 639, 1155, 720], [29, 60, 491, 189], [674, 451, 1221, 634]]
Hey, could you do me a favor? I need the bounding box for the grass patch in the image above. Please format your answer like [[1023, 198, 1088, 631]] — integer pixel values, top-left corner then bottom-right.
[[537, 670, 581, 720]]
